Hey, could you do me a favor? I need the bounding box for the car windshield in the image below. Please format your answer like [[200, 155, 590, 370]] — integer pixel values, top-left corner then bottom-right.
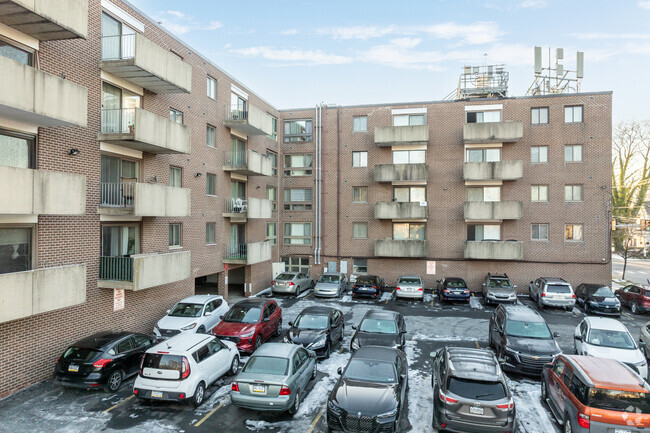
[[546, 284, 572, 294], [504, 320, 552, 339], [446, 280, 466, 288], [488, 279, 511, 288], [276, 273, 295, 281], [587, 329, 636, 349], [318, 275, 339, 283], [243, 356, 288, 375], [399, 277, 420, 285], [359, 318, 398, 334], [223, 306, 261, 324], [356, 277, 376, 285], [589, 388, 650, 413], [343, 359, 397, 383], [447, 377, 508, 401], [169, 303, 203, 318], [62, 347, 101, 362], [588, 287, 614, 297], [294, 314, 328, 330]]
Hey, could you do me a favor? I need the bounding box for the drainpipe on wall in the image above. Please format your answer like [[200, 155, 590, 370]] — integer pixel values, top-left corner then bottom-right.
[[314, 105, 319, 264]]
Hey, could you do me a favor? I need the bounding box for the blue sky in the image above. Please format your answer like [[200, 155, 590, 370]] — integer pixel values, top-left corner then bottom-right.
[[128, 0, 650, 122]]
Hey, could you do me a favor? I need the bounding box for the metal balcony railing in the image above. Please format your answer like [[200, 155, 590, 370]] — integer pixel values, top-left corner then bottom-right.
[[225, 105, 248, 121], [101, 34, 135, 60], [224, 197, 247, 213], [225, 244, 247, 260], [223, 150, 247, 168], [101, 108, 136, 134], [100, 181, 135, 207], [99, 256, 133, 281]]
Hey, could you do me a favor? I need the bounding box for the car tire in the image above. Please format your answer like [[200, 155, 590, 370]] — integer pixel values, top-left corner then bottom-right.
[[563, 414, 573, 433], [228, 355, 240, 376], [191, 382, 205, 407], [275, 320, 282, 337], [324, 341, 331, 359], [254, 335, 262, 351], [541, 381, 548, 402], [105, 369, 123, 393], [197, 326, 206, 334], [288, 391, 301, 415], [564, 306, 571, 312], [295, 286, 300, 296], [644, 345, 650, 359], [631, 301, 639, 314], [537, 297, 544, 310]]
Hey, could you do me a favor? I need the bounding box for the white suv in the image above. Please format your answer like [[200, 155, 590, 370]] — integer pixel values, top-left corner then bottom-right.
[[134, 333, 239, 406], [154, 295, 229, 338]]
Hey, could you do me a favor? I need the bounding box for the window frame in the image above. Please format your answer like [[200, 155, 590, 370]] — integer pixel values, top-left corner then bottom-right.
[[393, 114, 425, 126], [565, 144, 583, 163], [169, 108, 184, 124], [283, 119, 313, 142], [565, 224, 584, 242], [353, 258, 368, 274], [531, 185, 549, 202], [266, 185, 277, 211], [206, 124, 216, 148], [282, 256, 310, 273], [283, 188, 312, 210], [266, 222, 277, 245], [0, 128, 37, 169], [353, 116, 368, 132], [392, 222, 425, 241], [465, 148, 500, 163], [393, 186, 427, 203], [393, 149, 426, 164], [564, 184, 583, 202], [169, 223, 181, 248], [352, 186, 368, 203], [169, 166, 182, 188], [531, 223, 549, 241], [283, 222, 312, 245], [206, 173, 216, 196], [531, 107, 549, 125], [0, 225, 34, 274], [206, 222, 216, 245], [531, 146, 549, 164], [564, 105, 583, 123], [283, 153, 313, 176], [352, 222, 368, 239], [267, 150, 278, 176], [352, 151, 368, 168], [466, 110, 502, 124], [0, 37, 34, 66], [206, 76, 217, 100]]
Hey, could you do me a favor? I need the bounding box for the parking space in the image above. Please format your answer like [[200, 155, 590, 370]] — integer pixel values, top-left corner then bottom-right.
[[1, 289, 649, 433]]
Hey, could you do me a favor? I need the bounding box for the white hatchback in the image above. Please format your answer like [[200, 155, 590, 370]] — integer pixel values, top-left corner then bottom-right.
[[154, 295, 229, 338], [134, 334, 239, 407]]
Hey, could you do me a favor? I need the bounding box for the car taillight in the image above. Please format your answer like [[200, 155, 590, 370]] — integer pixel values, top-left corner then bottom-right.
[[418, 287, 423, 292], [541, 293, 546, 297], [572, 294, 576, 298], [463, 290, 470, 293], [496, 401, 514, 410], [371, 286, 377, 290], [577, 413, 590, 428], [279, 386, 291, 395], [92, 358, 112, 369], [133, 388, 138, 395], [444, 289, 451, 293], [396, 287, 401, 291], [139, 356, 145, 375], [231, 382, 239, 392], [56, 357, 60, 362], [438, 390, 458, 404], [271, 281, 275, 285], [288, 282, 295, 286], [181, 356, 190, 379]]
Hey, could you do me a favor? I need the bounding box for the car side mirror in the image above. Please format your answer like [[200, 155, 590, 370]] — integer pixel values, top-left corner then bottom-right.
[[352, 325, 357, 330], [400, 373, 407, 381], [430, 349, 440, 358], [553, 332, 560, 338], [309, 352, 316, 358], [513, 285, 518, 289], [219, 315, 224, 320], [204, 311, 212, 316], [337, 367, 343, 375], [166, 309, 171, 314], [263, 317, 270, 323], [530, 281, 533, 284], [288, 321, 293, 327], [574, 335, 583, 341]]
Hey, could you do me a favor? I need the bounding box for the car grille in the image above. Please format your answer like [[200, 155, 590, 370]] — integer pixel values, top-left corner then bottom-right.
[[519, 353, 552, 369], [160, 329, 181, 337], [344, 414, 373, 432], [216, 335, 241, 343]]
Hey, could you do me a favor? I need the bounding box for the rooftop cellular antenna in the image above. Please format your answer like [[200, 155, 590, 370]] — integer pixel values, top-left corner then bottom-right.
[[444, 63, 509, 100], [526, 46, 584, 96]]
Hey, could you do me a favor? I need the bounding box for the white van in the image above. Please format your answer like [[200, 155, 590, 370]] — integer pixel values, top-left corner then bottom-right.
[[133, 333, 239, 406]]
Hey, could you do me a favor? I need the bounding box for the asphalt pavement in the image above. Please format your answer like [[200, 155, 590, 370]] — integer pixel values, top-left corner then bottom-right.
[[612, 254, 650, 284]]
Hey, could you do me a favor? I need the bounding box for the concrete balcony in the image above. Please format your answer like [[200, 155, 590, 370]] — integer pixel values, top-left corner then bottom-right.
[[224, 241, 272, 265], [464, 241, 524, 261], [222, 197, 272, 221], [98, 182, 191, 217], [375, 202, 428, 220], [374, 163, 428, 183], [463, 161, 523, 182], [374, 125, 429, 146], [0, 166, 86, 215], [463, 122, 524, 144], [98, 108, 191, 154], [464, 201, 523, 221], [224, 104, 273, 136], [100, 33, 192, 94], [375, 239, 429, 258], [0, 56, 88, 127], [0, 0, 88, 40], [0, 264, 86, 324], [98, 251, 191, 292], [223, 149, 272, 177]]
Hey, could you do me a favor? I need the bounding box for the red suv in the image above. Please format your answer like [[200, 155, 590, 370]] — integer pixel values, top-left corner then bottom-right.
[[615, 284, 650, 314], [211, 298, 282, 353]]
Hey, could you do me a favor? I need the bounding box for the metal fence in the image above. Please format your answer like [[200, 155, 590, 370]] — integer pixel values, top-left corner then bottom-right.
[[225, 105, 248, 121], [223, 150, 247, 167], [224, 197, 248, 213], [101, 34, 136, 60], [100, 182, 135, 207], [101, 108, 136, 134], [225, 244, 247, 260], [99, 256, 133, 281]]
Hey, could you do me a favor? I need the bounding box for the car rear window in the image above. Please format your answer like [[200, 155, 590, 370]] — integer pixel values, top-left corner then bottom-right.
[[589, 388, 650, 413], [62, 347, 101, 362], [644, 289, 650, 297], [318, 275, 340, 283], [446, 280, 466, 288], [356, 277, 376, 285], [447, 377, 507, 401], [142, 353, 183, 371], [546, 284, 571, 294], [276, 273, 295, 280], [243, 356, 288, 375], [399, 277, 420, 285]]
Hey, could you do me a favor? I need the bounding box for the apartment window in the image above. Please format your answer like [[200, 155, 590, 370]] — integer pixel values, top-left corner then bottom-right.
[[353, 258, 368, 274], [565, 145, 583, 162], [101, 224, 139, 256], [565, 224, 583, 241], [169, 224, 181, 247], [466, 148, 500, 163], [352, 222, 368, 239], [170, 108, 183, 124], [100, 155, 139, 206], [269, 117, 278, 140], [531, 185, 549, 202], [531, 146, 548, 163], [467, 186, 500, 202], [284, 188, 312, 210], [206, 76, 217, 100], [467, 224, 500, 241], [267, 186, 277, 210], [267, 150, 278, 176], [352, 151, 368, 167], [206, 125, 216, 148], [284, 154, 313, 176], [206, 173, 216, 195], [393, 150, 425, 164], [393, 223, 425, 240], [266, 222, 277, 245], [282, 256, 310, 273], [353, 116, 368, 132], [565, 106, 583, 123], [466, 110, 501, 123], [206, 223, 216, 244], [393, 114, 425, 126], [0, 39, 33, 65], [0, 227, 32, 274], [531, 107, 549, 124], [101, 11, 135, 60], [532, 224, 549, 241], [352, 187, 368, 203], [101, 82, 141, 133], [169, 166, 182, 187], [284, 223, 312, 245], [0, 129, 35, 169], [284, 119, 313, 142], [393, 186, 426, 202], [565, 185, 583, 202]]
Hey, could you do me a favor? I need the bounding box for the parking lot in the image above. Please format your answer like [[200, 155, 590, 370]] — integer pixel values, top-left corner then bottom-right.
[[1, 287, 648, 433]]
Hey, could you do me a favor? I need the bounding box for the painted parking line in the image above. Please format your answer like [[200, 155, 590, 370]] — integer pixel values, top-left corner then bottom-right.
[[475, 341, 480, 349], [103, 394, 134, 413], [623, 312, 633, 320], [194, 400, 226, 427], [338, 347, 344, 354], [385, 290, 395, 304], [307, 406, 327, 433]]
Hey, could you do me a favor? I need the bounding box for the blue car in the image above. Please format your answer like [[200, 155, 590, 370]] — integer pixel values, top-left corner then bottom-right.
[[436, 277, 471, 303]]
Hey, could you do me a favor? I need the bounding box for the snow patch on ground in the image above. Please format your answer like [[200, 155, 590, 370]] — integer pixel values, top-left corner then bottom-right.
[[469, 296, 483, 309], [380, 291, 394, 302], [296, 288, 313, 299], [404, 341, 435, 433], [194, 383, 231, 416], [251, 287, 272, 297], [405, 316, 490, 343], [510, 379, 558, 433]]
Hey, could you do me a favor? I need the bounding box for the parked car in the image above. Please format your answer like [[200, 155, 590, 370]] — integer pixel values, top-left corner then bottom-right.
[[528, 277, 575, 311], [482, 273, 517, 304], [575, 283, 621, 316], [640, 320, 650, 358], [284, 306, 344, 359], [327, 346, 408, 433], [351, 310, 406, 352], [271, 272, 314, 296], [616, 283, 650, 314], [541, 355, 650, 432], [133, 333, 239, 407], [395, 275, 425, 300], [314, 272, 347, 298], [489, 304, 561, 376], [431, 347, 516, 433], [230, 343, 317, 415], [436, 277, 471, 303], [351, 275, 385, 299], [154, 294, 229, 338], [54, 332, 158, 393], [574, 316, 647, 378], [211, 298, 282, 353]]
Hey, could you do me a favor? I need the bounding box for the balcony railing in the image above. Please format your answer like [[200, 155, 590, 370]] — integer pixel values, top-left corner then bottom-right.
[[100, 181, 135, 207], [225, 105, 249, 121], [225, 244, 247, 260], [224, 197, 248, 214], [224, 150, 247, 168], [101, 34, 136, 60], [101, 108, 135, 134], [99, 256, 133, 281]]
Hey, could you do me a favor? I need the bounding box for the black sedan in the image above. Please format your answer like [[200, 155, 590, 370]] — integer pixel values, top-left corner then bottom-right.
[[436, 277, 471, 303], [351, 310, 406, 352], [327, 346, 408, 433], [575, 283, 621, 316], [352, 275, 385, 299], [284, 306, 344, 359], [54, 332, 158, 392]]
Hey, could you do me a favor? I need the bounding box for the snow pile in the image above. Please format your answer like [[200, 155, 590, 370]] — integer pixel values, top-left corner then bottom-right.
[[510, 379, 558, 433], [469, 296, 483, 309]]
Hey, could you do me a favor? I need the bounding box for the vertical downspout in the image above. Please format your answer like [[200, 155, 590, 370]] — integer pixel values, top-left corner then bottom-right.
[[336, 106, 341, 261], [317, 104, 322, 265], [313, 105, 319, 263]]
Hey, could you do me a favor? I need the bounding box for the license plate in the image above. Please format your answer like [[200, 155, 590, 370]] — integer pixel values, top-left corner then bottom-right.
[[252, 384, 266, 393], [469, 406, 484, 415], [151, 391, 163, 398], [68, 364, 79, 372], [615, 430, 632, 433]]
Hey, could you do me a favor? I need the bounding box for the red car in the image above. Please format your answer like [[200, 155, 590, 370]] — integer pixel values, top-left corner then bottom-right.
[[211, 298, 282, 353], [615, 284, 650, 314]]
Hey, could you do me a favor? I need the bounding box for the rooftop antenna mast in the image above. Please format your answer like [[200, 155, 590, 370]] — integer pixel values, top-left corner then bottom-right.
[[444, 62, 509, 100], [526, 46, 584, 96]]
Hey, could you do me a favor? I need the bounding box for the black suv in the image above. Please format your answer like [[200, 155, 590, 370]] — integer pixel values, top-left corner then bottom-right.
[[352, 275, 385, 299], [489, 304, 561, 376], [482, 273, 517, 304]]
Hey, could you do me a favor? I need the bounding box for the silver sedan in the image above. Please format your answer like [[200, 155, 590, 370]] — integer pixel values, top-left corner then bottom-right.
[[271, 272, 314, 296], [314, 272, 347, 298]]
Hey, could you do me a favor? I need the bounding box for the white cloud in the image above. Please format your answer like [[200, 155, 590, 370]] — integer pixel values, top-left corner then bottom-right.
[[519, 0, 547, 8], [572, 32, 650, 40], [230, 46, 352, 65], [638, 1, 650, 9], [206, 21, 223, 30], [280, 29, 300, 35], [166, 10, 185, 18], [316, 25, 400, 40], [155, 11, 222, 35], [419, 22, 503, 44]]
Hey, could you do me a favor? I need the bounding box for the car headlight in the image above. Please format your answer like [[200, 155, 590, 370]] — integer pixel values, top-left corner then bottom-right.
[[589, 300, 598, 306], [377, 408, 398, 419], [635, 359, 647, 366], [308, 336, 327, 349], [351, 339, 360, 351], [240, 330, 255, 338], [328, 400, 341, 415], [181, 323, 197, 331], [509, 293, 516, 298]]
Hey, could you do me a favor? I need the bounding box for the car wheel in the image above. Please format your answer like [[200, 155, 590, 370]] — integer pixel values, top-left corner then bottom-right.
[[537, 297, 544, 310], [191, 382, 205, 407], [541, 381, 548, 402], [275, 320, 282, 337], [228, 355, 240, 376], [563, 414, 573, 433], [631, 301, 639, 314], [312, 362, 317, 379], [324, 341, 331, 359], [288, 391, 301, 415], [254, 335, 262, 351], [295, 285, 300, 296], [564, 306, 571, 312], [197, 326, 206, 334], [105, 369, 123, 393]]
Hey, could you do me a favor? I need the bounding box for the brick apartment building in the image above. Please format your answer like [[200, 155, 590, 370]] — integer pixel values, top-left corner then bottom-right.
[[0, 0, 611, 397]]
